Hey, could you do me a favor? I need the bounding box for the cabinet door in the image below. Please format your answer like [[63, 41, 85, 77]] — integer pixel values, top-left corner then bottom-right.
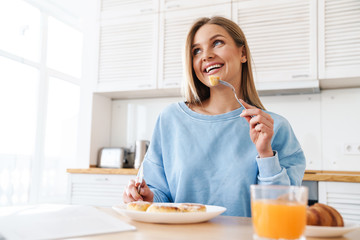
[[319, 182, 360, 224], [158, 4, 231, 89], [68, 173, 134, 207], [318, 0, 360, 80], [101, 0, 158, 18], [233, 0, 318, 92], [97, 13, 159, 92], [160, 0, 231, 12]]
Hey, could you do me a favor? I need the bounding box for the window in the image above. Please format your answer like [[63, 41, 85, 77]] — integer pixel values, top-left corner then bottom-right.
[[41, 77, 80, 202], [47, 16, 83, 78], [0, 56, 38, 205], [0, 0, 83, 205], [0, 0, 41, 62]]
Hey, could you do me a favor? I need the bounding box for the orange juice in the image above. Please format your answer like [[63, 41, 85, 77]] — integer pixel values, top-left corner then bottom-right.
[[252, 199, 306, 239]]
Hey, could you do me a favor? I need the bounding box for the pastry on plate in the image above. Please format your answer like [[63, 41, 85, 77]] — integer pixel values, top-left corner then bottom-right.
[[127, 201, 151, 212], [306, 203, 344, 227], [146, 203, 181, 213], [179, 203, 207, 212]]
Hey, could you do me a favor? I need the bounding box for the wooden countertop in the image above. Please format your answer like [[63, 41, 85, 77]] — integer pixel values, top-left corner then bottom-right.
[[69, 208, 360, 240], [67, 168, 360, 183], [67, 168, 138, 175]]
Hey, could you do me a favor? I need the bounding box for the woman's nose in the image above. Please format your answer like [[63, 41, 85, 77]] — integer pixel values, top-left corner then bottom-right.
[[202, 48, 214, 61]]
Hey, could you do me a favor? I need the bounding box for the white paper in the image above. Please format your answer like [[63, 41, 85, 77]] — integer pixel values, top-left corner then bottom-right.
[[0, 204, 136, 240]]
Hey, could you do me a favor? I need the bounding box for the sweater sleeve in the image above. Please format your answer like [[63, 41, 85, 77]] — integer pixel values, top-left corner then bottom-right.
[[256, 117, 306, 186], [142, 115, 172, 202]]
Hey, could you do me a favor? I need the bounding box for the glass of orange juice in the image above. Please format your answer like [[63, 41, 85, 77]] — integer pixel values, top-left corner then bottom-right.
[[250, 185, 308, 240]]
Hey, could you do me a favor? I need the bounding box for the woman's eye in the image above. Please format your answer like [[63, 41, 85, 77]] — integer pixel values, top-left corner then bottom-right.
[[213, 40, 223, 47], [193, 48, 201, 56]]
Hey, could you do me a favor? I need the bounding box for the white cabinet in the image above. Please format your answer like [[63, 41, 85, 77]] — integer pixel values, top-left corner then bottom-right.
[[96, 1, 159, 93], [93, 0, 360, 98], [319, 182, 360, 224], [158, 4, 231, 88], [97, 0, 232, 93], [160, 0, 230, 11], [101, 0, 158, 18], [232, 0, 318, 93], [67, 173, 134, 207], [318, 0, 360, 82]]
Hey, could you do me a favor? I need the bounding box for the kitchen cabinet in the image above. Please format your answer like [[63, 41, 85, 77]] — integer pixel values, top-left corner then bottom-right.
[[100, 0, 158, 18], [318, 0, 360, 86], [67, 173, 135, 207], [97, 9, 159, 93], [160, 0, 230, 12], [93, 0, 360, 99], [318, 181, 360, 224], [96, 0, 232, 94], [232, 0, 318, 94]]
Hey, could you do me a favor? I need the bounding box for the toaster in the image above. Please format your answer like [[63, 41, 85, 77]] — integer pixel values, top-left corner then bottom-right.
[[97, 147, 134, 168]]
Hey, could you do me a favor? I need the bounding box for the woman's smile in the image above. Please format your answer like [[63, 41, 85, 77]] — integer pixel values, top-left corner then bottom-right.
[[203, 62, 224, 75]]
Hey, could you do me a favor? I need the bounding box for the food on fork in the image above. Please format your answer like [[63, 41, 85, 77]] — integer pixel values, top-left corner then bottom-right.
[[179, 203, 207, 212], [209, 75, 220, 86], [146, 203, 182, 213], [306, 203, 344, 227], [127, 201, 152, 211]]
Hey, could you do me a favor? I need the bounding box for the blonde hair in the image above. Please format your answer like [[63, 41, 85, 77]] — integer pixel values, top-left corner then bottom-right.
[[183, 16, 265, 110]]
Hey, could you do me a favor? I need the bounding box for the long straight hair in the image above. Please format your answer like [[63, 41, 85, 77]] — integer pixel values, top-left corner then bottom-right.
[[183, 16, 265, 110]]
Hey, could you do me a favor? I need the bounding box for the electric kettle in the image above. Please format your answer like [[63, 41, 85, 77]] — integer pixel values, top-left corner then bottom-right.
[[134, 140, 150, 169]]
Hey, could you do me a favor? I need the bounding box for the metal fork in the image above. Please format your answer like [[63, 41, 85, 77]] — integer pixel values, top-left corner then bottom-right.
[[136, 162, 144, 194], [218, 80, 247, 110]]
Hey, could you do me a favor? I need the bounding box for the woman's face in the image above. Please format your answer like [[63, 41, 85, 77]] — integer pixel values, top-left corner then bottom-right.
[[191, 24, 245, 87]]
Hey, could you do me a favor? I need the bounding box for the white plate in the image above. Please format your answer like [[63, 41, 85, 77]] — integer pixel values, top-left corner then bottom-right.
[[112, 203, 226, 224], [305, 221, 360, 237]]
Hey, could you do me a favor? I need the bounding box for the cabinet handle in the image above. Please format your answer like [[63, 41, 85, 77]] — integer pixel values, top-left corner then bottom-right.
[[292, 74, 309, 79], [95, 177, 109, 181]]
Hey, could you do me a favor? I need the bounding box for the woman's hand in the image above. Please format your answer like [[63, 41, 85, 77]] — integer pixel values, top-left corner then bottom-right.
[[123, 178, 154, 203], [239, 99, 274, 158]]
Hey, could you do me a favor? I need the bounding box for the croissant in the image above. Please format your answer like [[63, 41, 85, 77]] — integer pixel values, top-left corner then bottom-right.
[[306, 203, 344, 227]]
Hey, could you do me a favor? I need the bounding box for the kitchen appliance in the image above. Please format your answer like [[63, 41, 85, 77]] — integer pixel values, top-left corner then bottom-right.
[[134, 140, 150, 169], [97, 147, 133, 168]]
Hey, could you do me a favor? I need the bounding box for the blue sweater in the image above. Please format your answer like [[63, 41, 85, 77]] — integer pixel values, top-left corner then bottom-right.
[[143, 102, 306, 217]]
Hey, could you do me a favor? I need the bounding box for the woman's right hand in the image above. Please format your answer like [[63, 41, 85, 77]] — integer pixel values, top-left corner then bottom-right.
[[123, 178, 154, 203]]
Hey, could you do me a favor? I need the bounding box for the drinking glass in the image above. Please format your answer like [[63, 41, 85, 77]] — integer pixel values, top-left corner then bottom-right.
[[250, 184, 308, 240]]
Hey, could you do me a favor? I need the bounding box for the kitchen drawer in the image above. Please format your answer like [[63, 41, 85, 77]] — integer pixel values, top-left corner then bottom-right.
[[67, 173, 135, 207], [319, 182, 360, 224]]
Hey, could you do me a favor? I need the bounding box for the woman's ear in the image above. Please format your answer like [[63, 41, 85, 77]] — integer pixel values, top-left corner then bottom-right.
[[241, 46, 247, 63]]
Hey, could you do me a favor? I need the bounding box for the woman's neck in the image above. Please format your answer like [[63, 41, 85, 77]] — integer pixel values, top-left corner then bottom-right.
[[191, 87, 242, 115]]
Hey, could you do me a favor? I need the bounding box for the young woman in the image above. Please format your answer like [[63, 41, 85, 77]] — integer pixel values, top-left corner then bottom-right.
[[123, 16, 306, 217]]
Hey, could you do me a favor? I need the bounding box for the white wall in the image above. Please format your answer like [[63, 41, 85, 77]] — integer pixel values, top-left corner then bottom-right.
[[109, 88, 360, 171]]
